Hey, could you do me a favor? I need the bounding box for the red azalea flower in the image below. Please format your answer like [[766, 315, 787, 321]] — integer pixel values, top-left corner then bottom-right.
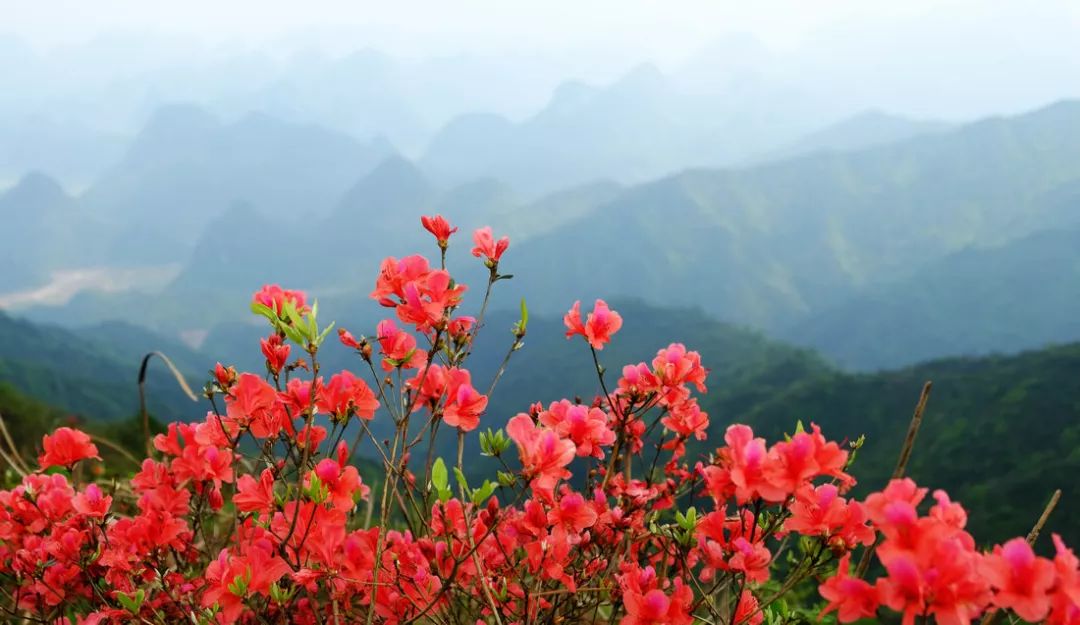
[[421, 214, 458, 247], [564, 299, 623, 350], [819, 554, 880, 622], [506, 414, 576, 499], [39, 427, 100, 469], [982, 538, 1057, 621], [252, 284, 309, 316], [470, 226, 509, 264], [259, 333, 290, 375], [318, 371, 379, 420], [439, 367, 487, 432]]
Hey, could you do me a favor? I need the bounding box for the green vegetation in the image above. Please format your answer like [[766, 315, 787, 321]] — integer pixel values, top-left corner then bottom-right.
[[724, 344, 1080, 545], [0, 310, 205, 421], [0, 381, 164, 481]]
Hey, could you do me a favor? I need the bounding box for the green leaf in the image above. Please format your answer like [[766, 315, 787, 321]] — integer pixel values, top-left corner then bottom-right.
[[471, 481, 497, 505], [282, 299, 300, 325], [306, 474, 328, 504], [117, 589, 145, 614], [480, 428, 510, 456], [431, 458, 448, 492], [519, 298, 529, 330], [269, 582, 296, 604], [316, 321, 336, 347], [280, 321, 306, 345], [227, 568, 251, 597], [453, 467, 469, 494], [250, 301, 278, 322]]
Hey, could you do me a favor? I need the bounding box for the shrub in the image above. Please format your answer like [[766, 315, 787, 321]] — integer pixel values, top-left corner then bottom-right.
[[0, 217, 1076, 624]]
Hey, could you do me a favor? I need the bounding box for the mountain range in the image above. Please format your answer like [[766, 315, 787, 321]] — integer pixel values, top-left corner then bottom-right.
[[785, 222, 1080, 369], [80, 104, 396, 246], [5, 99, 1080, 374], [420, 63, 835, 196]]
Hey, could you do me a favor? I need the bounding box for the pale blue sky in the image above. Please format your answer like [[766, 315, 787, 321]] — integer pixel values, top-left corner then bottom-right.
[[4, 1, 1077, 67], [3, 0, 1079, 121]]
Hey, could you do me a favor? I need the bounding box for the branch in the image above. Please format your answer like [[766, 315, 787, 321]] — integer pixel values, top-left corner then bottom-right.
[[981, 489, 1062, 625], [856, 380, 932, 578]]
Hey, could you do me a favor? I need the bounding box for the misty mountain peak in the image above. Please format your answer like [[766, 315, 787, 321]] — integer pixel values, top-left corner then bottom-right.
[[127, 103, 220, 159], [213, 200, 267, 228], [2, 171, 69, 207], [611, 62, 667, 94], [141, 103, 219, 136], [359, 156, 430, 192], [334, 156, 434, 224], [773, 108, 951, 158], [547, 80, 598, 113]]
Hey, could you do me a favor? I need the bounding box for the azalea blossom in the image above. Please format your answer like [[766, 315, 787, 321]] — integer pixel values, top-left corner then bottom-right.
[[564, 298, 623, 350], [982, 538, 1057, 621], [252, 283, 309, 316], [421, 214, 458, 246], [819, 554, 880, 622], [539, 399, 616, 459], [470, 226, 509, 263], [260, 333, 291, 374], [442, 369, 488, 432], [376, 318, 425, 370], [318, 370, 379, 420], [38, 427, 100, 469], [506, 413, 576, 499]]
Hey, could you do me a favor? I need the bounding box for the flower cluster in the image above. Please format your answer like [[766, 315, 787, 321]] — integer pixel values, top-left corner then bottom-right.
[[820, 479, 1080, 625], [0, 214, 1073, 625]]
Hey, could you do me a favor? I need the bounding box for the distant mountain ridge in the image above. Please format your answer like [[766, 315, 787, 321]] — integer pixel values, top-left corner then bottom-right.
[[80, 104, 397, 247], [0, 310, 208, 420], [769, 109, 951, 159], [0, 104, 399, 296], [503, 99, 1080, 335], [8, 99, 1080, 374], [420, 63, 822, 196], [0, 172, 106, 291], [784, 222, 1080, 369]]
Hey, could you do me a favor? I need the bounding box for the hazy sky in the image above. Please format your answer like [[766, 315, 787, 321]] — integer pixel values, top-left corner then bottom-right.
[[3, 0, 1080, 124], [6, 0, 1078, 68], [3, 1, 917, 53]]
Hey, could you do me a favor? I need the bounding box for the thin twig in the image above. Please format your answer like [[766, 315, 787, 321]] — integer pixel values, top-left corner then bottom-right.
[[981, 489, 1062, 625], [892, 381, 933, 480], [1025, 489, 1062, 546], [856, 381, 932, 578], [0, 409, 31, 475]]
